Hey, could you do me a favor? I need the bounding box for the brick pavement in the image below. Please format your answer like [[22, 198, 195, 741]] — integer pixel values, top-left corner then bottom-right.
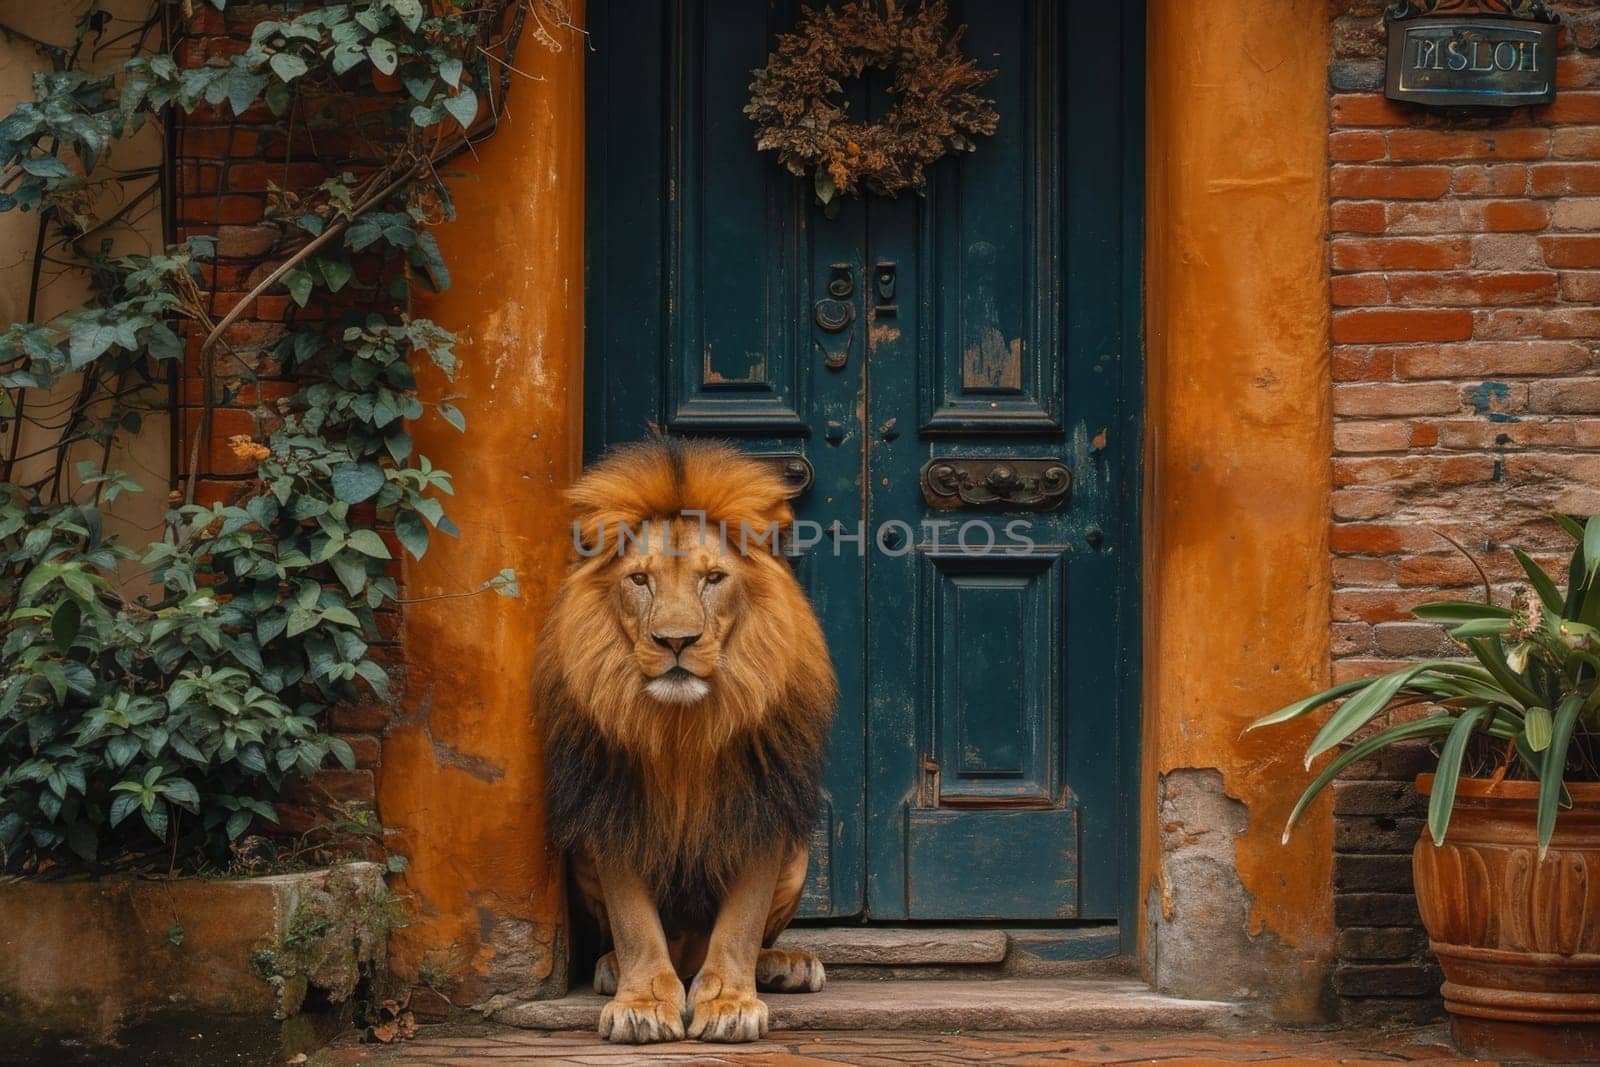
[[314, 1024, 1487, 1066]]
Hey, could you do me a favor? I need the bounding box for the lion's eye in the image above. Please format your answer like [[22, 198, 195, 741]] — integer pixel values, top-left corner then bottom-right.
[[704, 571, 727, 585], [628, 573, 649, 587]]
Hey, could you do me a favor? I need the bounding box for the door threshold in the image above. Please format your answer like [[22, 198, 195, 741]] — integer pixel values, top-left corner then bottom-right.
[[488, 977, 1242, 1033], [775, 925, 1127, 979]]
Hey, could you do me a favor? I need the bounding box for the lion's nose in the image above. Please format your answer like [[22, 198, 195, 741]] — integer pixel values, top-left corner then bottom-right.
[[652, 632, 701, 655]]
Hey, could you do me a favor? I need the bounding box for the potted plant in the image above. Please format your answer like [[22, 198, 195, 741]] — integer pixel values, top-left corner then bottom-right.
[[1251, 516, 1600, 1063]]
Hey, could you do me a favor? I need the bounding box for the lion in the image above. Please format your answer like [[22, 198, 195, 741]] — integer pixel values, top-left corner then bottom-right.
[[533, 438, 836, 1044]]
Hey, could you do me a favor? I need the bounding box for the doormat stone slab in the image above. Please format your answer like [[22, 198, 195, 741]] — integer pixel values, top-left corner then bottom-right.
[[489, 978, 1240, 1032]]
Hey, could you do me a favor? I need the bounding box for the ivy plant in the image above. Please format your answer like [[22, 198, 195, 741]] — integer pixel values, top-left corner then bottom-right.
[[0, 0, 549, 874]]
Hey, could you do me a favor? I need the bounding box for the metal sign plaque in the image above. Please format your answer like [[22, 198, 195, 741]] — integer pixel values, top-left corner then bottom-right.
[[1386, 18, 1559, 107]]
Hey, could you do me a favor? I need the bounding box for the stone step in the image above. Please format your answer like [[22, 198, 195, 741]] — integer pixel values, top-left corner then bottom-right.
[[773, 926, 1009, 965], [490, 978, 1242, 1033]]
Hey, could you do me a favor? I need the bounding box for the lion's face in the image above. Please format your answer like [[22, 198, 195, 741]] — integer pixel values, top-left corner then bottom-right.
[[537, 438, 835, 761], [615, 518, 741, 706]]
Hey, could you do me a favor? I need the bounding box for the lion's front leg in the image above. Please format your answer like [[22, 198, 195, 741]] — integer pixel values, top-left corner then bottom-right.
[[590, 852, 686, 1044], [686, 845, 787, 1042]]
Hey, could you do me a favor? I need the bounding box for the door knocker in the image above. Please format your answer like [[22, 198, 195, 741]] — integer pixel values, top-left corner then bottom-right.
[[814, 263, 855, 370]]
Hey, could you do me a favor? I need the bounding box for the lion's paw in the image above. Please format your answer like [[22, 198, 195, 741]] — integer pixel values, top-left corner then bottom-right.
[[597, 972, 686, 1044], [756, 947, 825, 993], [592, 951, 618, 995], [687, 970, 768, 1042]]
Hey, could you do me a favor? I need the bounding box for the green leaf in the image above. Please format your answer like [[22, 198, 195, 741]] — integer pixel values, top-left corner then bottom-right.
[[331, 553, 369, 597], [68, 321, 117, 367], [167, 923, 184, 947], [20, 155, 72, 179], [20, 564, 60, 602], [1448, 618, 1512, 640], [1466, 637, 1542, 710], [389, 0, 424, 29], [284, 269, 314, 307], [328, 737, 356, 770], [484, 568, 520, 598], [1304, 662, 1449, 764], [332, 42, 365, 75], [1537, 694, 1585, 857], [269, 52, 308, 82], [226, 808, 253, 841], [162, 778, 201, 809], [395, 509, 429, 560], [51, 599, 81, 652], [436, 400, 466, 432], [443, 86, 477, 129], [331, 463, 385, 504], [108, 734, 141, 769], [319, 257, 354, 292], [1525, 706, 1553, 751], [439, 57, 463, 87], [1428, 706, 1487, 846], [1413, 601, 1516, 622], [1586, 516, 1600, 580], [347, 529, 391, 559], [1283, 715, 1457, 841], [367, 38, 399, 76], [1513, 548, 1563, 617], [109, 793, 139, 827], [1246, 678, 1372, 732], [38, 662, 68, 704], [141, 803, 169, 842], [285, 608, 318, 638], [320, 605, 359, 627], [226, 67, 270, 115]]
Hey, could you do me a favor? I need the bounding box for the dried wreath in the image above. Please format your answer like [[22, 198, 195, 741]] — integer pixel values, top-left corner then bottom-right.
[[744, 0, 999, 207]]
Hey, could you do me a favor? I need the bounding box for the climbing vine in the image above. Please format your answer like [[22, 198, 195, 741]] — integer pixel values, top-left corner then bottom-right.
[[0, 1, 565, 874]]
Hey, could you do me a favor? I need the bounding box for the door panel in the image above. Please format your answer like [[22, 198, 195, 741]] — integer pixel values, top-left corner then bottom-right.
[[585, 0, 1140, 926], [919, 0, 1060, 434], [667, 0, 807, 433], [927, 551, 1062, 806], [905, 806, 1078, 920]]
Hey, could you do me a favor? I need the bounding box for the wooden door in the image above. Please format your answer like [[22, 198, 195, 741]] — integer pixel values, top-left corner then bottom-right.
[[585, 0, 1141, 925]]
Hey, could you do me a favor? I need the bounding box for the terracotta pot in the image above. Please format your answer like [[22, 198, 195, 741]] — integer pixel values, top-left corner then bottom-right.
[[1413, 775, 1600, 1063]]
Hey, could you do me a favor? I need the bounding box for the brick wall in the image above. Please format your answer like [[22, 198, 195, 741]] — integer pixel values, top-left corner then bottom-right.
[[1327, 1, 1600, 1022], [174, 7, 397, 829]]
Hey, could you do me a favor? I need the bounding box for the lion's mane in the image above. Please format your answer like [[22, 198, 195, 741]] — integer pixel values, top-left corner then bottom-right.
[[534, 439, 836, 928]]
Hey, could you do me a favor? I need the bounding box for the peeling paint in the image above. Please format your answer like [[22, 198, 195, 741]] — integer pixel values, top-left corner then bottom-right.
[[474, 904, 560, 994], [1468, 380, 1516, 422], [963, 335, 1023, 390], [1146, 769, 1285, 1003]]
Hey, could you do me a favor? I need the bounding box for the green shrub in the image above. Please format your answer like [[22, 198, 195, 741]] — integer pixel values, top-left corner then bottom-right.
[[0, 1, 533, 873]]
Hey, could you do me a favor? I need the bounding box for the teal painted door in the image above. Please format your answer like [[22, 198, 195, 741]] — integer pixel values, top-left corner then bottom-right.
[[586, 0, 1141, 925]]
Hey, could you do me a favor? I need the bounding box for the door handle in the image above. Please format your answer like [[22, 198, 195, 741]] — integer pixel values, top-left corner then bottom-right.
[[814, 298, 853, 333], [920, 457, 1071, 510]]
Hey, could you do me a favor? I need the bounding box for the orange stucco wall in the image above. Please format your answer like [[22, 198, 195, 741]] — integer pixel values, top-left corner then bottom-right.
[[1141, 0, 1335, 1019], [382, 8, 585, 1002]]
